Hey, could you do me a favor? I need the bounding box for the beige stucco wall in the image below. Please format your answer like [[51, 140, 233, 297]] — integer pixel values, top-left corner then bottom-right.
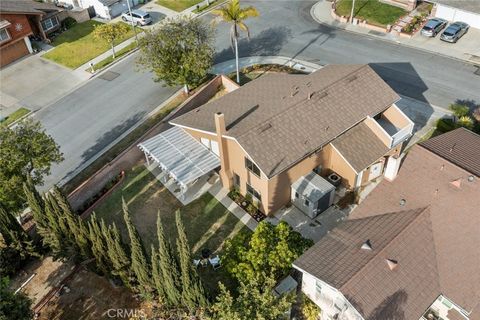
[[364, 117, 392, 147], [328, 145, 358, 188], [383, 104, 411, 128]]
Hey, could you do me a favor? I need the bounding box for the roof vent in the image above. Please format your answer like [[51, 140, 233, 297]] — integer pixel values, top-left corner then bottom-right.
[[450, 179, 461, 188], [449, 143, 456, 153], [440, 164, 445, 171], [325, 126, 330, 132], [386, 259, 398, 270], [317, 91, 328, 99], [361, 240, 373, 251], [399, 199, 406, 206], [346, 75, 358, 83], [259, 123, 273, 133], [308, 92, 313, 100], [468, 175, 475, 182], [291, 90, 299, 97]]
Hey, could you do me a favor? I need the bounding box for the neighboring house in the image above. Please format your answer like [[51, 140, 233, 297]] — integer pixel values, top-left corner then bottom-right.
[[430, 0, 480, 29], [139, 65, 414, 216], [293, 128, 480, 320], [61, 0, 140, 20], [0, 0, 63, 67]]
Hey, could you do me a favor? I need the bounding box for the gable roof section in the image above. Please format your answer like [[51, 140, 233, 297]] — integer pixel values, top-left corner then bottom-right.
[[0, 0, 61, 15], [420, 128, 480, 177], [347, 144, 480, 318], [331, 121, 389, 172], [171, 64, 399, 178]]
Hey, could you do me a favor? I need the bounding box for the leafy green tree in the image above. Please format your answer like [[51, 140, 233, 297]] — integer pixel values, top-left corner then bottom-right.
[[0, 119, 63, 213], [175, 210, 208, 311], [0, 277, 33, 320], [156, 211, 182, 307], [222, 221, 312, 284], [301, 294, 321, 320], [212, 0, 259, 83], [209, 275, 294, 320], [123, 199, 152, 296], [138, 15, 215, 94], [105, 223, 131, 287], [93, 22, 130, 58]]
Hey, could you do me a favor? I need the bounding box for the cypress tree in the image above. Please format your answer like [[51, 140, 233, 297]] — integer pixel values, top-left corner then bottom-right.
[[175, 210, 208, 311], [105, 222, 131, 286], [0, 205, 37, 258], [122, 198, 152, 296], [42, 194, 63, 256], [23, 175, 48, 236], [156, 211, 182, 307], [88, 213, 110, 275], [151, 244, 166, 302]]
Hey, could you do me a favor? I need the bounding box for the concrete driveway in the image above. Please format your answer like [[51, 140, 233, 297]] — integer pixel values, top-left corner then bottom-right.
[[0, 53, 88, 115]]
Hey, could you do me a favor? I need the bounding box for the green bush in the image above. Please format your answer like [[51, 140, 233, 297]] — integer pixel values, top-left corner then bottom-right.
[[62, 17, 77, 29], [449, 103, 470, 118], [436, 118, 456, 133], [457, 116, 474, 130], [0, 246, 26, 277]]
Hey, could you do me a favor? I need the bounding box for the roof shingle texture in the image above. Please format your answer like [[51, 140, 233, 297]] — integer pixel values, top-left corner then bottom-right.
[[420, 127, 480, 177], [331, 122, 389, 172], [0, 0, 60, 14], [171, 64, 399, 177], [296, 140, 480, 319]]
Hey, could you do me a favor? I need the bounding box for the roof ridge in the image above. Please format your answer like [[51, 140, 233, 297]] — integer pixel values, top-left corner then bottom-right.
[[235, 65, 367, 140], [339, 206, 433, 291]]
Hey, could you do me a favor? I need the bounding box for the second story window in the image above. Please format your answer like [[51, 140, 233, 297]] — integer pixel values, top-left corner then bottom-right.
[[0, 29, 10, 43], [245, 157, 261, 177]]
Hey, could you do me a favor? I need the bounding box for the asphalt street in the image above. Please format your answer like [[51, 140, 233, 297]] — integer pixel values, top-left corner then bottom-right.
[[35, 0, 480, 188]]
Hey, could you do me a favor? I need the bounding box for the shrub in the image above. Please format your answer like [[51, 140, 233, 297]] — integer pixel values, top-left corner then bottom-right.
[[457, 116, 474, 130], [449, 103, 470, 118], [0, 246, 26, 277], [472, 107, 480, 122], [436, 118, 456, 133], [301, 294, 321, 320], [61, 17, 77, 30]]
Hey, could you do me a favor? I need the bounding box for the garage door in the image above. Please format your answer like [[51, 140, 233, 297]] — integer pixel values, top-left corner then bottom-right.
[[0, 39, 29, 68], [435, 4, 480, 29], [109, 0, 140, 19]]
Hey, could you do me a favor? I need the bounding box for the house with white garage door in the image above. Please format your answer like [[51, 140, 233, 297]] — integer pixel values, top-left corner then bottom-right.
[[430, 0, 480, 29], [62, 0, 141, 20]]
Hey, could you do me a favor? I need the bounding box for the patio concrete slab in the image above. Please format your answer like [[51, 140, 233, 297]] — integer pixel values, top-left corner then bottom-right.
[[0, 53, 88, 112]]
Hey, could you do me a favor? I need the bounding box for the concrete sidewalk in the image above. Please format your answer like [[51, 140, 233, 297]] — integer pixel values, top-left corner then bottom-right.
[[311, 0, 480, 64]]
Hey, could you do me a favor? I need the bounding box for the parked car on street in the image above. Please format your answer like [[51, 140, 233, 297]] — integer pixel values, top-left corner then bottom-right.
[[440, 22, 469, 43], [421, 18, 447, 37], [121, 10, 152, 26]]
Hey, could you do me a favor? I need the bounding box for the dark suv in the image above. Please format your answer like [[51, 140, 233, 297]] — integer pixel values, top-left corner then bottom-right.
[[421, 18, 448, 37]]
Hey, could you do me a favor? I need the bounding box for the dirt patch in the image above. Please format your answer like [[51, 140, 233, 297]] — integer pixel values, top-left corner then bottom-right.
[[9, 257, 76, 307], [37, 269, 144, 320]]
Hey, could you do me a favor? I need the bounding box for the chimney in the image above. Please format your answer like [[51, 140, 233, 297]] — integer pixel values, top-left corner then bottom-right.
[[214, 112, 232, 189]]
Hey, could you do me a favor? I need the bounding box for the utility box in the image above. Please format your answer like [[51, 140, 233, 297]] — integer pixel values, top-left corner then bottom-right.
[[291, 172, 335, 219]]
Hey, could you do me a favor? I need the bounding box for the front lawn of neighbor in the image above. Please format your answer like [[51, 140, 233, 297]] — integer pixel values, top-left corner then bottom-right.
[[336, 0, 406, 27], [93, 165, 250, 294], [156, 0, 203, 12], [42, 20, 141, 69]]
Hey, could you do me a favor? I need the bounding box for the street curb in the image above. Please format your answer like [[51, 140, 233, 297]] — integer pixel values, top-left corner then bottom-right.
[[87, 46, 140, 78], [309, 1, 478, 66]]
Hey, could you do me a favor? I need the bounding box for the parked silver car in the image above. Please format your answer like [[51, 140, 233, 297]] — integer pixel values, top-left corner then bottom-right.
[[421, 18, 447, 37], [440, 22, 469, 43], [121, 9, 152, 26]]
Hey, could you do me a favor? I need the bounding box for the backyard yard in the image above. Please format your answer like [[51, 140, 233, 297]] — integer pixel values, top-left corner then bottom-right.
[[92, 164, 250, 294], [335, 0, 406, 27], [156, 0, 204, 12], [42, 21, 141, 69]]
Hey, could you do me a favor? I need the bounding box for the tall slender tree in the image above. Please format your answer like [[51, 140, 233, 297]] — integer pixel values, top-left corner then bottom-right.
[[105, 222, 131, 286], [212, 0, 259, 84], [156, 211, 182, 307], [42, 193, 64, 256], [88, 213, 111, 274], [175, 210, 208, 311], [0, 205, 37, 258], [151, 244, 166, 302], [123, 198, 152, 296], [23, 175, 47, 235]]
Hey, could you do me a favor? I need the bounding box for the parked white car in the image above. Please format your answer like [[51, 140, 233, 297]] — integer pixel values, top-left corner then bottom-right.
[[121, 9, 152, 26]]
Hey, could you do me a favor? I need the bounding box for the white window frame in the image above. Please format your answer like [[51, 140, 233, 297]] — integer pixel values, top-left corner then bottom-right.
[[246, 183, 262, 203], [41, 16, 59, 32], [0, 28, 11, 43]]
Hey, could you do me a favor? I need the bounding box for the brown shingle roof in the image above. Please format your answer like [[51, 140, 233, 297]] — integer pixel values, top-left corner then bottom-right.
[[0, 0, 61, 15], [420, 128, 480, 177], [331, 122, 389, 172], [171, 64, 399, 177]]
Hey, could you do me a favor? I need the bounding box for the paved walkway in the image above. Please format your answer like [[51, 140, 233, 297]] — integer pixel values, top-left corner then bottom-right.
[[311, 0, 480, 64]]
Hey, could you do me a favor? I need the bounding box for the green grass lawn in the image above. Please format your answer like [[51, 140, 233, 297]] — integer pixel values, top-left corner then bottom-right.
[[336, 0, 406, 27], [42, 21, 141, 69], [89, 42, 138, 71], [93, 165, 250, 294], [156, 0, 204, 12], [0, 107, 30, 127]]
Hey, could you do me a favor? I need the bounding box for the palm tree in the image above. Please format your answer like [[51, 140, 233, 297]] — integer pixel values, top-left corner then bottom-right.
[[212, 0, 259, 84]]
